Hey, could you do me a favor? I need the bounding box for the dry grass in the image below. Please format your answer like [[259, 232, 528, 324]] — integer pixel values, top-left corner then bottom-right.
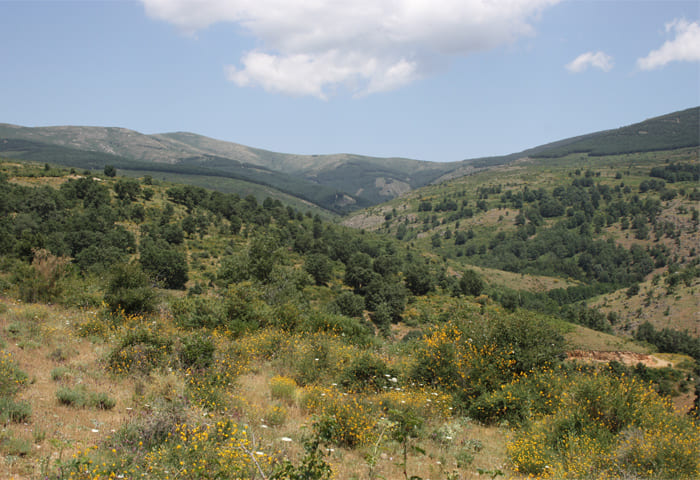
[[0, 299, 136, 479], [591, 276, 700, 335], [563, 324, 650, 353]]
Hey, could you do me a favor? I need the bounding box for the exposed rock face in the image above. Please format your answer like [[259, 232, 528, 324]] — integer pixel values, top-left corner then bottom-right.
[[375, 177, 411, 197]]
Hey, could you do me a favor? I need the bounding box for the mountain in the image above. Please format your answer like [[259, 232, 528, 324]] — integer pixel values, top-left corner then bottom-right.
[[0, 123, 454, 213], [0, 106, 697, 213]]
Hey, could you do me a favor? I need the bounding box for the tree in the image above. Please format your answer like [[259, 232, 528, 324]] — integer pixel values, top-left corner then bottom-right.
[[344, 252, 377, 292], [404, 262, 433, 296], [333, 291, 365, 318], [139, 239, 188, 289], [103, 165, 117, 177], [304, 253, 332, 286], [457, 269, 484, 297], [104, 263, 156, 314], [364, 277, 408, 322], [113, 179, 141, 202]]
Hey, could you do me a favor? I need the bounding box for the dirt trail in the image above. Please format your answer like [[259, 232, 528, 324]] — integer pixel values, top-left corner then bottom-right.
[[567, 350, 672, 367]]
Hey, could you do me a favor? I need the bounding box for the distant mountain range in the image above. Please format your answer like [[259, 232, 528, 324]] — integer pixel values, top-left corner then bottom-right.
[[1, 106, 697, 214]]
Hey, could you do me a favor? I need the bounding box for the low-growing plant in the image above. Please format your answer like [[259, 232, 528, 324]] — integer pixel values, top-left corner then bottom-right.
[[178, 333, 215, 369], [270, 375, 297, 404], [0, 432, 31, 457], [107, 328, 173, 375], [48, 347, 70, 363], [50, 366, 71, 381], [0, 397, 32, 423], [303, 387, 376, 448], [271, 435, 332, 480], [171, 295, 225, 329], [56, 386, 116, 410], [508, 371, 700, 479], [56, 385, 87, 407], [104, 263, 157, 314], [264, 403, 288, 427], [0, 351, 29, 397]]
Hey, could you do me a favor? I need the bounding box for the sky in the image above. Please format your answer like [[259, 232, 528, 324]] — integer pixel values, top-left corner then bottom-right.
[[1, 0, 698, 162]]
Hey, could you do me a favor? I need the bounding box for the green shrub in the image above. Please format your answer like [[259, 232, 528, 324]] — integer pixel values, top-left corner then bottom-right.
[[104, 263, 156, 314], [0, 351, 29, 397], [50, 366, 71, 381], [171, 296, 225, 330], [508, 372, 700, 479], [107, 329, 173, 375], [139, 238, 188, 290], [0, 433, 31, 457], [332, 291, 365, 318], [56, 386, 116, 410], [178, 334, 215, 370], [223, 282, 273, 336], [0, 397, 31, 423], [91, 392, 116, 410], [56, 385, 87, 407], [270, 436, 332, 480], [263, 403, 288, 426], [299, 311, 373, 346], [338, 352, 394, 393]]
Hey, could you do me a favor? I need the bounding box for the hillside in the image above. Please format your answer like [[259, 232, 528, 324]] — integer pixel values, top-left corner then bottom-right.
[[1, 106, 697, 215], [345, 145, 700, 336], [0, 124, 452, 212], [0, 156, 698, 479]]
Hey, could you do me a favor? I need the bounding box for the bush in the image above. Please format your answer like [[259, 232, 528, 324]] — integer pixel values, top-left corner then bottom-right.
[[332, 291, 365, 318], [171, 296, 225, 330], [0, 397, 31, 423], [508, 372, 700, 479], [107, 329, 173, 375], [11, 249, 71, 303], [338, 352, 394, 393], [457, 269, 484, 297], [0, 351, 29, 397], [299, 311, 373, 346], [178, 334, 215, 370], [140, 239, 188, 290], [306, 394, 375, 447], [224, 282, 273, 336], [304, 253, 333, 286], [56, 386, 116, 410], [56, 385, 87, 407], [104, 263, 156, 314]]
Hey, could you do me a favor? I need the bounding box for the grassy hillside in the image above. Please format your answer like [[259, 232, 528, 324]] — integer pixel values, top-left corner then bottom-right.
[[3, 106, 696, 215], [346, 146, 699, 335], [0, 159, 698, 479], [0, 124, 452, 212], [0, 138, 362, 214]]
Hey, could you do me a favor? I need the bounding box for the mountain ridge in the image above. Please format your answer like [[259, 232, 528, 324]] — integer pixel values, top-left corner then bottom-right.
[[1, 106, 697, 213]]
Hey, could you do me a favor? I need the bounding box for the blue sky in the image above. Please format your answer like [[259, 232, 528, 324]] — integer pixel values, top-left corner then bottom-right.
[[1, 0, 698, 162]]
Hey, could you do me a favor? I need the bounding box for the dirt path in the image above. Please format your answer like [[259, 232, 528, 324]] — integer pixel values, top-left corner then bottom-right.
[[567, 350, 673, 367]]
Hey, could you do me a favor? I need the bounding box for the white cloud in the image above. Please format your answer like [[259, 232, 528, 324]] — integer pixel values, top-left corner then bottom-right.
[[566, 51, 614, 73], [141, 0, 560, 98], [637, 19, 700, 70]]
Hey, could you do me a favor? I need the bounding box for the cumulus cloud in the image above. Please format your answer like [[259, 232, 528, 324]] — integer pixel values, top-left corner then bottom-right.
[[566, 51, 614, 73], [637, 19, 700, 70], [141, 0, 560, 98]]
